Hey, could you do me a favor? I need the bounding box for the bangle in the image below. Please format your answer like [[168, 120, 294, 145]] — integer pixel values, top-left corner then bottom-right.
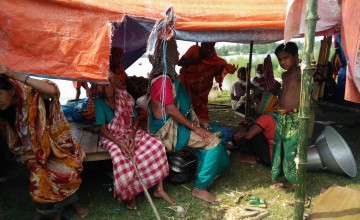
[[191, 123, 194, 129], [133, 126, 138, 131], [24, 75, 30, 85]]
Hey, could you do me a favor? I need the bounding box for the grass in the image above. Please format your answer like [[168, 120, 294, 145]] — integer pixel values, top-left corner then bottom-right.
[[1, 91, 360, 220]]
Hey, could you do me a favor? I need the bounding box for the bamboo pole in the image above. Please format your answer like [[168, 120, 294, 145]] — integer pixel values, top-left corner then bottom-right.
[[319, 37, 332, 98], [131, 158, 161, 220], [294, 0, 319, 219], [244, 41, 254, 123], [308, 36, 332, 138]]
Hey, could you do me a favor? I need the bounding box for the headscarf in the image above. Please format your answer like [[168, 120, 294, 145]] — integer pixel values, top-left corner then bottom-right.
[[147, 6, 177, 82], [148, 37, 178, 82], [146, 6, 178, 114], [263, 55, 277, 92], [259, 92, 280, 114]]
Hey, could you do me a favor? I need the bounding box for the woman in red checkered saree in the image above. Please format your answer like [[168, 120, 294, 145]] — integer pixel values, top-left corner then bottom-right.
[[95, 73, 175, 210]]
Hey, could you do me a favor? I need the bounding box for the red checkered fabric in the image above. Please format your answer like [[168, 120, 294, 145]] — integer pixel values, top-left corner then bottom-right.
[[100, 129, 169, 201], [99, 89, 169, 201]]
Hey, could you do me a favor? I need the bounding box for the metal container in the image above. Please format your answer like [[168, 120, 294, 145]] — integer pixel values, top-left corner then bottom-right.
[[167, 156, 196, 183], [307, 145, 326, 172], [314, 126, 357, 177]]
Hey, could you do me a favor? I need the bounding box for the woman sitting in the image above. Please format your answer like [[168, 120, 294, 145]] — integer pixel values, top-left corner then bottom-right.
[[232, 92, 280, 167], [95, 74, 175, 210], [0, 66, 88, 219], [147, 30, 229, 203]]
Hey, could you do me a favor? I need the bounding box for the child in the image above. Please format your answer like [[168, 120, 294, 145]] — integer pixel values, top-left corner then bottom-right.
[[276, 42, 301, 112], [230, 67, 247, 114], [270, 41, 301, 189]]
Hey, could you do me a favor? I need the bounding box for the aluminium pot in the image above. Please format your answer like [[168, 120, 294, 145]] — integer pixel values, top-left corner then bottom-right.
[[166, 155, 197, 183], [168, 156, 196, 173]]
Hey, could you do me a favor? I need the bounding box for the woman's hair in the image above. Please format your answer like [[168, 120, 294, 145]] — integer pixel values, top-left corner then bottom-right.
[[0, 74, 13, 90], [0, 75, 16, 124]]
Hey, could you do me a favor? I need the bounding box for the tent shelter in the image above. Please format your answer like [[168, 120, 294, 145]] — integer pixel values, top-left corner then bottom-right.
[[1, 0, 358, 102], [1, 0, 287, 81], [0, 1, 358, 219]]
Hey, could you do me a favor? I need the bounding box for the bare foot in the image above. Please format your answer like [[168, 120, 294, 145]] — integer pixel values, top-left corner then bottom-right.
[[154, 189, 176, 205], [191, 188, 220, 203], [72, 202, 89, 218], [125, 197, 137, 210]]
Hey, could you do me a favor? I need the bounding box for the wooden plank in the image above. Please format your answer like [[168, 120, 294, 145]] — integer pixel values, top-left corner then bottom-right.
[[310, 185, 360, 219], [69, 122, 110, 162], [234, 111, 245, 118]]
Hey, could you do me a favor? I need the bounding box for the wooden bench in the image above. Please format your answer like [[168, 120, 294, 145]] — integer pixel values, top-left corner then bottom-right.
[[69, 122, 110, 162]]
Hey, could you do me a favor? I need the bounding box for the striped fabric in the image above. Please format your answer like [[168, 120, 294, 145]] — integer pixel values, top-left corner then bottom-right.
[[259, 92, 280, 114]]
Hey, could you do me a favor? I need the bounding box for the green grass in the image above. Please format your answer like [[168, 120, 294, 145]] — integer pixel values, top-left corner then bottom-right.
[[1, 92, 360, 220]]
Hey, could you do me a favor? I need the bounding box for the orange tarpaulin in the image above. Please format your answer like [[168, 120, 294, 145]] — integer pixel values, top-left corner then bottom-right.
[[0, 0, 288, 81]]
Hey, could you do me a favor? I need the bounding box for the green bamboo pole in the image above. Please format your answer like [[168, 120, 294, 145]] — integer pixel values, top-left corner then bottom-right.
[[294, 0, 319, 219]]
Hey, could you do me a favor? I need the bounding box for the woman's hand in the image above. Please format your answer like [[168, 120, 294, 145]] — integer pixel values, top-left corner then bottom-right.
[[233, 132, 245, 143], [0, 65, 14, 77], [116, 140, 132, 158], [225, 63, 238, 74], [128, 129, 137, 154], [193, 125, 216, 144]]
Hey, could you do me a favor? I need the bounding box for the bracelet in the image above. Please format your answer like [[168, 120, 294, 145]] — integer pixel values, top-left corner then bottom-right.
[[133, 126, 138, 131], [24, 75, 30, 85], [191, 123, 194, 129]]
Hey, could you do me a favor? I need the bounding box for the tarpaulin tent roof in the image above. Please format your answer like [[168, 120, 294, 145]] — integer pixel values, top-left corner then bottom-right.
[[0, 0, 288, 82], [0, 0, 359, 102]]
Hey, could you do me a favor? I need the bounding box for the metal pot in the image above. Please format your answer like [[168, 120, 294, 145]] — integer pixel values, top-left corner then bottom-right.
[[307, 145, 326, 172], [168, 156, 196, 173], [314, 126, 357, 177], [167, 155, 197, 183]]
